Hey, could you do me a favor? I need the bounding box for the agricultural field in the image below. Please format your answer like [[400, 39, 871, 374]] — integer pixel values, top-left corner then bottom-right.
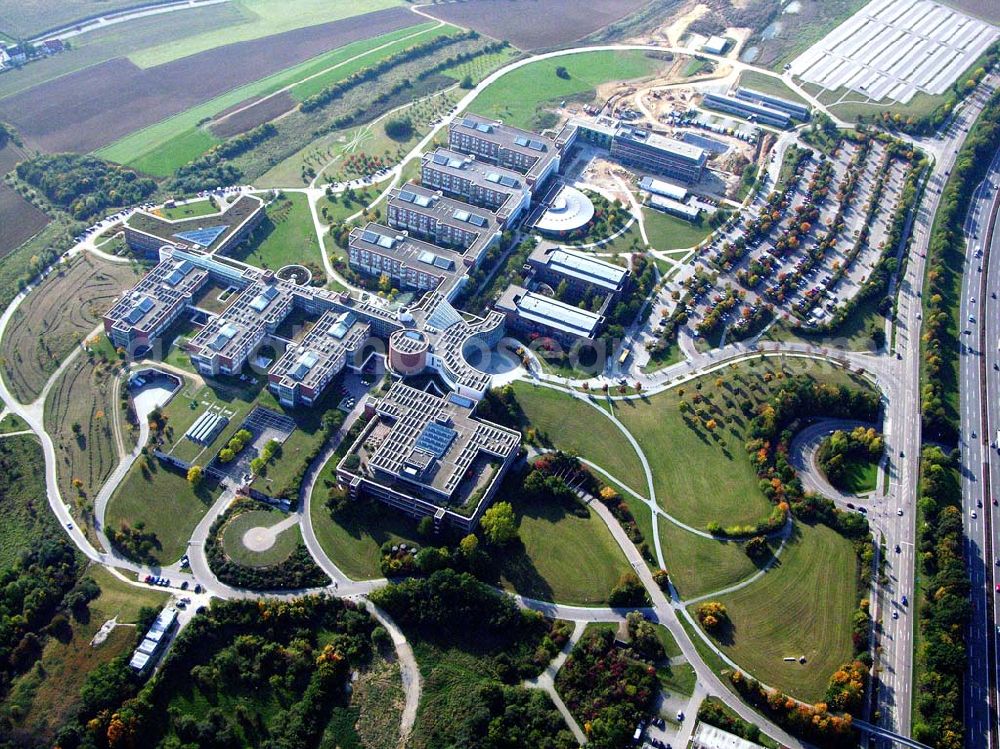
[[0, 142, 50, 259], [231, 192, 323, 275], [692, 521, 858, 702], [0, 6, 418, 153], [104, 22, 442, 174], [0, 254, 142, 403], [44, 339, 133, 521], [0, 0, 195, 37], [941, 0, 1000, 23], [421, 0, 648, 50], [1, 565, 168, 743], [508, 381, 646, 491], [470, 50, 667, 130]]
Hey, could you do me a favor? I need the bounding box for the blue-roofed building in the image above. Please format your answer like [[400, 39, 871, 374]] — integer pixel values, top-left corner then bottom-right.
[[527, 244, 630, 304], [448, 113, 563, 188], [495, 285, 604, 345]]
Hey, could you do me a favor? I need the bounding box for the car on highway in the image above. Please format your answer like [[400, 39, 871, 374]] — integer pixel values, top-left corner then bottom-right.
[[897, 508, 903, 516], [892, 611, 899, 620], [895, 544, 901, 553], [901, 595, 908, 606], [972, 510, 978, 518]]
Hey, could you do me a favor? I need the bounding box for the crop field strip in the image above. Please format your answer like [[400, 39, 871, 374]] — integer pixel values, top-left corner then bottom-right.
[[0, 6, 419, 153], [420, 0, 649, 50], [101, 21, 446, 174], [0, 142, 50, 258], [0, 0, 200, 38], [0, 255, 141, 403]]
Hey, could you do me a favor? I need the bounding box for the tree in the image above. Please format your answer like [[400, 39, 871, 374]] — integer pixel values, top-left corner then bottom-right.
[[187, 465, 203, 487], [696, 601, 728, 631], [555, 65, 570, 80], [459, 533, 479, 557], [481, 501, 518, 545], [417, 516, 435, 538], [460, 74, 474, 89], [384, 116, 414, 141]]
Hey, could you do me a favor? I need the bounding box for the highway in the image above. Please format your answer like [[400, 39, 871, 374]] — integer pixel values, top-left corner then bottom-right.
[[961, 132, 1000, 748]]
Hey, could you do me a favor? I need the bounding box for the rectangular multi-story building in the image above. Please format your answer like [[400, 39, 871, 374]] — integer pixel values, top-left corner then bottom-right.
[[187, 277, 294, 376], [386, 183, 501, 267], [348, 222, 469, 299], [495, 284, 604, 345], [610, 126, 708, 184], [527, 244, 629, 303], [337, 382, 521, 532], [103, 257, 208, 351], [702, 92, 791, 128], [268, 310, 369, 407], [420, 148, 531, 224], [448, 114, 562, 187], [123, 195, 265, 258]]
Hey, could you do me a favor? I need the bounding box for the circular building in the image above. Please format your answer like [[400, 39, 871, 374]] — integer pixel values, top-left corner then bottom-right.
[[534, 185, 595, 236], [388, 329, 430, 376]]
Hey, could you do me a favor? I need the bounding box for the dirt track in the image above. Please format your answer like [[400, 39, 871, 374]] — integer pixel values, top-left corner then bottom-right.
[[0, 6, 417, 153]]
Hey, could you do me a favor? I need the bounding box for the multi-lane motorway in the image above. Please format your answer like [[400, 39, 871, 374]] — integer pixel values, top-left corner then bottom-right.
[[962, 133, 1000, 749]]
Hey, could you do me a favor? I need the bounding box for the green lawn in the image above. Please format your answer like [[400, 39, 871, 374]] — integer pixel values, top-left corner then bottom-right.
[[469, 50, 665, 130], [221, 508, 299, 567], [692, 522, 858, 702], [658, 516, 766, 601], [129, 0, 407, 68], [659, 662, 697, 696], [509, 381, 646, 492], [0, 412, 28, 433], [320, 187, 380, 224], [98, 22, 436, 171], [737, 70, 809, 105], [643, 207, 714, 251], [105, 458, 221, 565], [837, 458, 878, 495], [157, 199, 220, 221], [493, 476, 630, 605], [0, 435, 60, 567], [233, 192, 322, 271]]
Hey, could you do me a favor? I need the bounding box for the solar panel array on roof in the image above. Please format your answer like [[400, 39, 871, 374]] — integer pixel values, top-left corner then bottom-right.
[[415, 422, 457, 457], [249, 284, 279, 312], [361, 230, 379, 243], [514, 136, 529, 147], [527, 140, 545, 152], [398, 189, 432, 207], [173, 225, 228, 248], [486, 172, 501, 184], [499, 175, 518, 188], [124, 296, 154, 324], [209, 322, 238, 351], [448, 393, 474, 409], [164, 260, 193, 287], [289, 350, 319, 381], [475, 123, 492, 133], [376, 234, 395, 250], [453, 209, 470, 223], [432, 153, 449, 166]]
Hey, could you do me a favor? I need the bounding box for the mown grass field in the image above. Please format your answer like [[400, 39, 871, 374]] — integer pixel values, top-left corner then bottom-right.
[[737, 70, 809, 105], [105, 457, 221, 565], [0, 255, 141, 403], [231, 192, 321, 272], [642, 206, 714, 251], [838, 458, 879, 494], [99, 22, 438, 174], [509, 381, 646, 492], [1, 565, 168, 742], [658, 516, 770, 601], [469, 50, 666, 130], [221, 509, 298, 568], [692, 521, 858, 702], [0, 412, 27, 433], [157, 198, 220, 221], [0, 434, 58, 567]]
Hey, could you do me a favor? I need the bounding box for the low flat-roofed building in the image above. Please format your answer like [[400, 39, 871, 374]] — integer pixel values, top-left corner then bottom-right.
[[639, 176, 687, 201], [528, 244, 629, 301], [337, 381, 520, 532], [420, 148, 531, 224], [187, 276, 294, 376], [702, 35, 728, 55], [556, 117, 617, 151], [268, 309, 370, 407], [611, 126, 708, 184], [124, 194, 265, 258], [104, 256, 209, 351], [129, 606, 178, 673], [736, 86, 810, 120], [495, 284, 603, 345], [691, 722, 765, 749], [386, 183, 501, 267], [649, 193, 702, 222], [702, 93, 791, 128], [348, 222, 469, 299], [449, 113, 562, 187]]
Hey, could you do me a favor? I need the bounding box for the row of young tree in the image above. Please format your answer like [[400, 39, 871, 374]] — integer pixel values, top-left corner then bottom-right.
[[922, 87, 1000, 443]]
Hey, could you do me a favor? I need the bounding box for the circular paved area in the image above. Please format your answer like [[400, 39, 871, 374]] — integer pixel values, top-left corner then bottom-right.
[[242, 526, 278, 552]]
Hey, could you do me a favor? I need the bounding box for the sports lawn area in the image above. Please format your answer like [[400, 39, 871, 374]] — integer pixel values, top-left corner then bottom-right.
[[98, 22, 439, 174], [232, 192, 322, 271], [658, 516, 771, 601], [469, 49, 666, 130], [508, 381, 646, 493], [692, 521, 858, 702], [2, 565, 169, 741], [642, 206, 715, 251]]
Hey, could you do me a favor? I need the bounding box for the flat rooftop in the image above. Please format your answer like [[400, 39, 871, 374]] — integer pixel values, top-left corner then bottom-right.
[[529, 243, 628, 293], [422, 148, 528, 196], [105, 256, 208, 339], [349, 222, 467, 291], [348, 381, 520, 503], [451, 113, 561, 180], [269, 309, 369, 393], [615, 126, 708, 165], [125, 194, 264, 253], [387, 182, 500, 260], [497, 284, 603, 339]]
